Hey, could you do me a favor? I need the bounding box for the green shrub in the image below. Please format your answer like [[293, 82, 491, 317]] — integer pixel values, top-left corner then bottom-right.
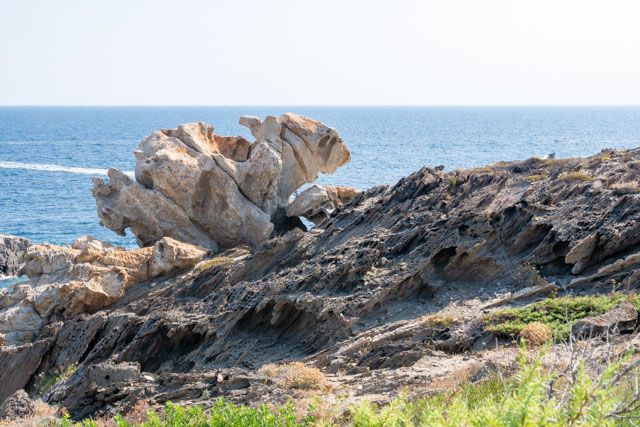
[[34, 363, 76, 396], [63, 347, 640, 426], [484, 294, 640, 341]]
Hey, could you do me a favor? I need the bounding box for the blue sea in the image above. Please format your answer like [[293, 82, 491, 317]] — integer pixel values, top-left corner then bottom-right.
[[1, 106, 640, 253]]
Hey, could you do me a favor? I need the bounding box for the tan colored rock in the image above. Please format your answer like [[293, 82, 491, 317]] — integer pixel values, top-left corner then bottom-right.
[[149, 237, 208, 277], [0, 332, 3, 348], [0, 236, 206, 346], [93, 114, 350, 250], [286, 184, 360, 225]]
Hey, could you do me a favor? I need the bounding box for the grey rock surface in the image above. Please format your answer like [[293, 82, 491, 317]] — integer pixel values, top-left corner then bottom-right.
[[3, 147, 640, 419], [0, 234, 30, 276]]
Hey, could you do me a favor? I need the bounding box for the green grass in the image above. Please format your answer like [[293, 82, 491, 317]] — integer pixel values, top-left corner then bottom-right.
[[62, 348, 640, 426], [195, 256, 235, 273], [484, 294, 640, 341]]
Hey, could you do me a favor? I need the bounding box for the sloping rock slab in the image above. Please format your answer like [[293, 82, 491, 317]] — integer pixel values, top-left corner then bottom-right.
[[571, 302, 638, 339]]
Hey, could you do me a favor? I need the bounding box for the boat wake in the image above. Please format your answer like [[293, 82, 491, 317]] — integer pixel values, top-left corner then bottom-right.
[[0, 161, 133, 177]]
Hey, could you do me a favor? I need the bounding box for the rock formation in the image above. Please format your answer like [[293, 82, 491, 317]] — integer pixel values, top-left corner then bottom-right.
[[0, 234, 30, 276], [0, 236, 206, 347], [2, 147, 640, 419], [286, 184, 360, 225], [93, 114, 351, 250]]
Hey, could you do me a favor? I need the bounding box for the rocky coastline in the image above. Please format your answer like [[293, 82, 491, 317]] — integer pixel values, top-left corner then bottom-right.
[[1, 114, 640, 423]]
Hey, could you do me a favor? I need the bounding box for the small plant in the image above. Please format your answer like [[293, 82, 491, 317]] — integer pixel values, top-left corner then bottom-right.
[[195, 256, 234, 273], [519, 321, 552, 346], [34, 363, 77, 397], [557, 171, 593, 182], [258, 361, 326, 390], [421, 313, 457, 328], [448, 175, 460, 190]]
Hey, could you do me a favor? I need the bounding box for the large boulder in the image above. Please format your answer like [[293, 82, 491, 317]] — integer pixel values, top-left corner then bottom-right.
[[0, 234, 30, 276], [93, 114, 350, 250], [0, 236, 206, 346]]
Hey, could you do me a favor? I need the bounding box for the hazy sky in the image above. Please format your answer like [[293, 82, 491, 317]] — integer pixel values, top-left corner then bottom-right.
[[1, 0, 639, 105]]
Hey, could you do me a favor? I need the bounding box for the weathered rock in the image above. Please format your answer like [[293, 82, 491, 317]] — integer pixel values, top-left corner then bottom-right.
[[0, 234, 30, 276], [45, 362, 142, 420], [93, 114, 351, 250], [0, 389, 36, 420], [0, 236, 205, 346], [286, 185, 360, 225], [6, 148, 640, 419], [571, 302, 638, 338]]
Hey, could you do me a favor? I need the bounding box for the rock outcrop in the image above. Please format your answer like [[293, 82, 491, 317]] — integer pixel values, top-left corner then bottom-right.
[[0, 389, 35, 420], [286, 185, 360, 225], [571, 302, 639, 338], [0, 236, 206, 347], [3, 147, 640, 418], [0, 235, 30, 276], [93, 114, 351, 250]]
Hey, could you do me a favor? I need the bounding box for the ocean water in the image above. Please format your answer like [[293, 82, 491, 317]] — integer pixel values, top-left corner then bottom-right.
[[1, 106, 640, 253]]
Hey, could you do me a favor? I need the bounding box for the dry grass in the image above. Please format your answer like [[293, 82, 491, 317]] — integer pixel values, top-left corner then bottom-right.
[[421, 313, 457, 328], [0, 400, 57, 427], [610, 181, 640, 192], [258, 361, 326, 390], [519, 322, 552, 346], [526, 174, 549, 182], [195, 256, 235, 273], [557, 171, 593, 182]]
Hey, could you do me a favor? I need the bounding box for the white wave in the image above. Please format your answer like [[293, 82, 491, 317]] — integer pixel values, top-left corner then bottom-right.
[[0, 161, 133, 177]]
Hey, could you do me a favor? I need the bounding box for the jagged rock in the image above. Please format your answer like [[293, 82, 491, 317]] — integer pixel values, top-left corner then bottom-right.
[[0, 333, 4, 348], [0, 234, 30, 276], [0, 236, 205, 346], [45, 362, 142, 420], [0, 389, 35, 420], [6, 148, 640, 419], [286, 185, 360, 225], [93, 114, 351, 250], [571, 302, 638, 338]]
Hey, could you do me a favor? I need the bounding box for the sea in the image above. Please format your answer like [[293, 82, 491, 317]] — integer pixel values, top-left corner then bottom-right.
[[2, 106, 640, 285]]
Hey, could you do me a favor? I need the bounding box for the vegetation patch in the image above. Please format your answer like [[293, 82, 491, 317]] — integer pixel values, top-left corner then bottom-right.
[[195, 256, 235, 273], [62, 350, 640, 426], [484, 294, 640, 341], [526, 173, 549, 182], [421, 313, 457, 328], [258, 361, 326, 390], [34, 363, 76, 397], [557, 171, 593, 182]]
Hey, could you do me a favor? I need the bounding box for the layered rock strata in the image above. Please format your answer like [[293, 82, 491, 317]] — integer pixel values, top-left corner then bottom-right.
[[2, 147, 640, 418]]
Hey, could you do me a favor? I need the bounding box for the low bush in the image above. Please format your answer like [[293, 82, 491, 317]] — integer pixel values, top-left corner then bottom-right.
[[484, 293, 640, 341], [62, 346, 640, 426], [34, 363, 77, 396], [258, 361, 326, 390]]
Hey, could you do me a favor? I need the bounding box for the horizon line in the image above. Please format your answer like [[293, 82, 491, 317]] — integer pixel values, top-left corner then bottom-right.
[[1, 104, 640, 108]]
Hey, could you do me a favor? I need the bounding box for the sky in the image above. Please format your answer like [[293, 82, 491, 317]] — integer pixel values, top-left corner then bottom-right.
[[1, 0, 639, 106]]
